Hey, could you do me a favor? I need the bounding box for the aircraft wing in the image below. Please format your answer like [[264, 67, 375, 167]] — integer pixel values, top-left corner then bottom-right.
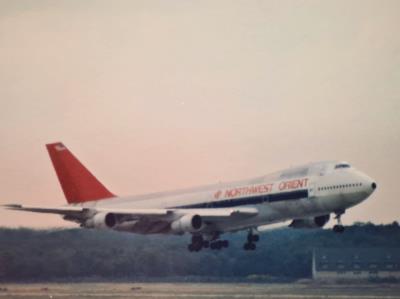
[[3, 204, 258, 221], [3, 204, 169, 218]]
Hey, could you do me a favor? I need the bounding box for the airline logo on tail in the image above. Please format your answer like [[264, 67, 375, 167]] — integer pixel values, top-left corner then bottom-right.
[[54, 144, 67, 151]]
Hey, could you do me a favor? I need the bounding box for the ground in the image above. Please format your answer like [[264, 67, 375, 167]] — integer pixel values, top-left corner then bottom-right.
[[0, 282, 399, 299]]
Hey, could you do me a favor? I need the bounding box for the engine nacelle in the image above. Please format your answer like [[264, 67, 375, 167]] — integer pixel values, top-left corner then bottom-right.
[[289, 214, 330, 229], [314, 214, 330, 227], [170, 214, 203, 234], [84, 213, 116, 229]]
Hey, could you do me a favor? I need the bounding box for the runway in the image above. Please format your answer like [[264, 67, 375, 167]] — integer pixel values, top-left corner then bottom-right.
[[0, 283, 399, 299]]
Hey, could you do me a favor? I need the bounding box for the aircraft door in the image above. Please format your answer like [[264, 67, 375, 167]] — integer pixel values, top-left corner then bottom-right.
[[308, 183, 316, 198]]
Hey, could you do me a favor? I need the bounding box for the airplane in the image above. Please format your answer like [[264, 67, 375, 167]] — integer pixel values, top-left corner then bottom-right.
[[4, 142, 377, 252]]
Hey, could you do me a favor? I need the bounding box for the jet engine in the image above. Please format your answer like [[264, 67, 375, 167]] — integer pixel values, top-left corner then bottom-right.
[[84, 212, 117, 229], [289, 214, 330, 229], [170, 214, 203, 234]]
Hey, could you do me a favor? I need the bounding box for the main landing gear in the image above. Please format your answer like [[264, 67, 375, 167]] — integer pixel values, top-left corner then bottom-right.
[[188, 235, 229, 252], [333, 210, 345, 233], [243, 230, 259, 251], [210, 240, 229, 250]]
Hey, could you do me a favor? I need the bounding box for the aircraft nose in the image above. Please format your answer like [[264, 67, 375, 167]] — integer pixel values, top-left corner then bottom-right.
[[354, 170, 377, 195]]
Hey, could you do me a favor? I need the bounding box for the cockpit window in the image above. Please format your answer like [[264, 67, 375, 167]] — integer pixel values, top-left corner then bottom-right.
[[335, 163, 351, 169]]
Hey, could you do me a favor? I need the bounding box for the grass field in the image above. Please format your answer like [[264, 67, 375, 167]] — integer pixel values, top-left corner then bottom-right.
[[0, 282, 399, 299]]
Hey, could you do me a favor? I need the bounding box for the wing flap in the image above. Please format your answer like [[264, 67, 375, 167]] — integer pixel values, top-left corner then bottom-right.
[[95, 207, 170, 217], [173, 207, 258, 219]]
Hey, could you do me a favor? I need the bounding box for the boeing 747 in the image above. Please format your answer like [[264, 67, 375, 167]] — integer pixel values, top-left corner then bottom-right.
[[4, 142, 377, 251]]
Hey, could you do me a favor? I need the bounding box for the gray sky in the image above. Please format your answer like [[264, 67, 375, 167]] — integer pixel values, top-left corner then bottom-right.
[[0, 0, 399, 228]]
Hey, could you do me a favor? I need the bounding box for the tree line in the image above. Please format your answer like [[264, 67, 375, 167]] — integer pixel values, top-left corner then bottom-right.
[[0, 222, 399, 282]]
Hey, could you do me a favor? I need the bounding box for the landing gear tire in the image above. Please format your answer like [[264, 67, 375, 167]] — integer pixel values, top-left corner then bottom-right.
[[210, 240, 229, 250], [216, 242, 222, 250], [333, 210, 345, 233], [247, 230, 260, 243], [210, 241, 221, 250], [244, 229, 258, 251], [222, 240, 229, 248], [243, 242, 256, 251], [333, 225, 345, 233], [210, 241, 216, 250], [188, 235, 204, 252], [253, 235, 260, 242]]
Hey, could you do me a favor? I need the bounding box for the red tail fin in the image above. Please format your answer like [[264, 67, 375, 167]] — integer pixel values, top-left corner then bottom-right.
[[46, 142, 115, 204]]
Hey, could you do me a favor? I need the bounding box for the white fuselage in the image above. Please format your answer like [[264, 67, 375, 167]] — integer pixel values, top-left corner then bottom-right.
[[82, 161, 376, 235]]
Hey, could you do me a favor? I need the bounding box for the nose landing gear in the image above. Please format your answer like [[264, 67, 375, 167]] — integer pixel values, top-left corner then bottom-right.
[[333, 210, 345, 233]]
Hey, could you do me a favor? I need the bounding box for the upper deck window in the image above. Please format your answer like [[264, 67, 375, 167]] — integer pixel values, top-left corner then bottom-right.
[[335, 163, 351, 169], [280, 167, 308, 179]]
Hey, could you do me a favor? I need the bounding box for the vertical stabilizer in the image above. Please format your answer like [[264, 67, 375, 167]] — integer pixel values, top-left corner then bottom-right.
[[46, 142, 115, 204]]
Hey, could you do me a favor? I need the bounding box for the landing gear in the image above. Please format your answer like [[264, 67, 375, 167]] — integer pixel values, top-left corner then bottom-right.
[[243, 229, 259, 251], [243, 242, 256, 251], [188, 235, 205, 252], [187, 235, 229, 252], [210, 240, 229, 250], [333, 225, 345, 233], [333, 210, 345, 233]]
